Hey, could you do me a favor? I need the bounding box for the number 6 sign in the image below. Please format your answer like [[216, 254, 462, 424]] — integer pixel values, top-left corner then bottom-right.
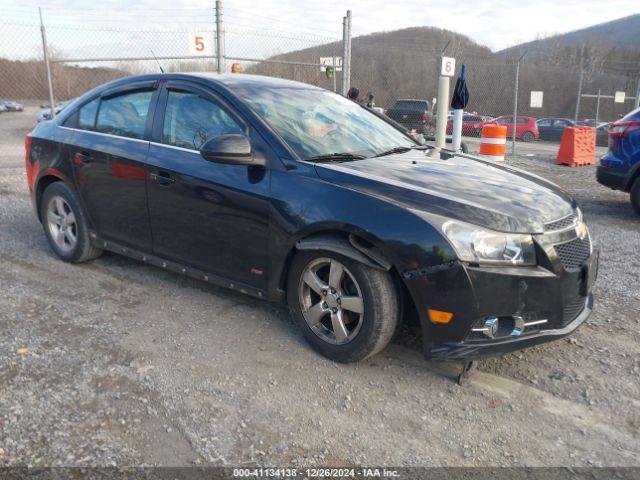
[[189, 33, 213, 56], [441, 56, 456, 77]]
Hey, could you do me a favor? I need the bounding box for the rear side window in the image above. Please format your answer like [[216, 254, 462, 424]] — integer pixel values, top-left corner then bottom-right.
[[537, 119, 551, 127], [162, 90, 244, 150], [96, 90, 153, 139], [78, 98, 99, 130]]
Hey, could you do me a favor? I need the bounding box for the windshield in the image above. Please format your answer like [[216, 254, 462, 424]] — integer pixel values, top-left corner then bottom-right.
[[235, 87, 416, 160]]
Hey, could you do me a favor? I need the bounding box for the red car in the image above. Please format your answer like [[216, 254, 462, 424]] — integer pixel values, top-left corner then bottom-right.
[[485, 115, 539, 142], [446, 114, 487, 137]]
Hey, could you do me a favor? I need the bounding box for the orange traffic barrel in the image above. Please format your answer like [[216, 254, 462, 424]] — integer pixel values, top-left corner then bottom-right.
[[479, 124, 507, 162]]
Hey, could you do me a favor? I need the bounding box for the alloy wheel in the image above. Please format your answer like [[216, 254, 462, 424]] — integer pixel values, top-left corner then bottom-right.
[[46, 195, 78, 253], [298, 257, 365, 345]]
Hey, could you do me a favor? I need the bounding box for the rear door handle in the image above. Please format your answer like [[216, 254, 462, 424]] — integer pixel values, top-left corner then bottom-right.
[[150, 171, 175, 186], [73, 151, 93, 165]]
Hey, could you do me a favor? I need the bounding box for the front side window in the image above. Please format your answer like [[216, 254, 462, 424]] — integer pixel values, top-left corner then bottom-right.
[[497, 117, 512, 125], [162, 91, 244, 150], [235, 87, 415, 159], [96, 90, 153, 140], [78, 97, 99, 130]]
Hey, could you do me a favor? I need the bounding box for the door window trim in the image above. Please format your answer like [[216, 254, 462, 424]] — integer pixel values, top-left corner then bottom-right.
[[59, 125, 150, 144], [151, 80, 249, 147], [95, 86, 158, 141]]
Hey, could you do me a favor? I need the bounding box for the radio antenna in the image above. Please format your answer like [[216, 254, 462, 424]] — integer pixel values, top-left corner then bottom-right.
[[150, 50, 165, 73]]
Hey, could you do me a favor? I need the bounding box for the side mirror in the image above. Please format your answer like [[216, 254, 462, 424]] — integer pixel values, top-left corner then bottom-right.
[[200, 134, 263, 166]]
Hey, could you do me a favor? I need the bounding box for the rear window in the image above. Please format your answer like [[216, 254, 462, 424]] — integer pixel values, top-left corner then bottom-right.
[[391, 100, 429, 112]]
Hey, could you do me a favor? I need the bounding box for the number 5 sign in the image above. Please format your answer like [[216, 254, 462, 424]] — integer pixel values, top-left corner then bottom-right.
[[441, 56, 456, 77], [189, 33, 213, 56]]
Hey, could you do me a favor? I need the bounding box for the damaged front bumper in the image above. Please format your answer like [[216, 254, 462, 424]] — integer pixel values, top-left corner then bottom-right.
[[404, 244, 599, 362]]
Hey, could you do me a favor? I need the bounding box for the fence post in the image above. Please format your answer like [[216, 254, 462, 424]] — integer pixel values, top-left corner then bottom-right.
[[434, 42, 451, 149], [39, 7, 55, 117], [595, 88, 601, 127], [341, 10, 352, 96], [574, 46, 584, 122], [635, 77, 640, 110], [511, 51, 526, 157], [215, 0, 225, 74]]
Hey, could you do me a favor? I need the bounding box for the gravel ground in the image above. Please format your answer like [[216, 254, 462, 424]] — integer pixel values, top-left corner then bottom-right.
[[0, 107, 639, 468]]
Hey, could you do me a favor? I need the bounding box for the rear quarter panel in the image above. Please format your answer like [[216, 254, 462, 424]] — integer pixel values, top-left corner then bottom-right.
[[27, 122, 77, 215]]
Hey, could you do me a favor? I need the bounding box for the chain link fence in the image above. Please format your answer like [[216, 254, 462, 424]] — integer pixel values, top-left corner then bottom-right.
[[1, 6, 639, 153]]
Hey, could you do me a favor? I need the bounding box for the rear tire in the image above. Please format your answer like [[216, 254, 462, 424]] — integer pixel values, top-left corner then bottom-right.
[[40, 182, 103, 263], [287, 250, 399, 363], [522, 131, 535, 142], [631, 178, 640, 216]]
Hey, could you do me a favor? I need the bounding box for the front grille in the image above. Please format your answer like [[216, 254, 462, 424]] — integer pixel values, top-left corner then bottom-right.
[[561, 296, 586, 327], [554, 236, 591, 271], [544, 213, 577, 231]]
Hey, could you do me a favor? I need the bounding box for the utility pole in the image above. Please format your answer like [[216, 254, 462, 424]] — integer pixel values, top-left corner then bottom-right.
[[39, 7, 55, 118], [341, 10, 352, 96], [215, 0, 225, 74], [511, 51, 526, 157], [574, 45, 585, 122]]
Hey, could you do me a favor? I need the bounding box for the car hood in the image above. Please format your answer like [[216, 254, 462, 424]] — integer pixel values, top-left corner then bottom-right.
[[313, 150, 576, 233]]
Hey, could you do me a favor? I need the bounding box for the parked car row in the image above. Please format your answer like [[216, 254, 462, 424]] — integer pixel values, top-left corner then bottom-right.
[[37, 100, 74, 123], [0, 99, 24, 113], [381, 98, 619, 147]]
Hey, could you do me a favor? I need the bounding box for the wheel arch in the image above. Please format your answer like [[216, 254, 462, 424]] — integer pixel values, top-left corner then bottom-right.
[[275, 227, 420, 334], [34, 171, 68, 221], [624, 160, 640, 192], [276, 225, 398, 292]]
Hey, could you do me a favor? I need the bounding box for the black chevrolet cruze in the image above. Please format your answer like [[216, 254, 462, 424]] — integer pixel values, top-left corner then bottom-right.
[[26, 73, 598, 363]]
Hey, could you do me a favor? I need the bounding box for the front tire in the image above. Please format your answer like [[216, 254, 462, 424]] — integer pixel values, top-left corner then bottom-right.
[[40, 182, 102, 263], [631, 178, 640, 216], [287, 250, 399, 363]]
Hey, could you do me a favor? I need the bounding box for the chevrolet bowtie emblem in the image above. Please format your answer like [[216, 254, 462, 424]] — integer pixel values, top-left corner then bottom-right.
[[576, 222, 588, 240]]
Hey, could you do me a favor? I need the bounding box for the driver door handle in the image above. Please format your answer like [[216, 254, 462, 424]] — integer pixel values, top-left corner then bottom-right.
[[149, 171, 175, 186]]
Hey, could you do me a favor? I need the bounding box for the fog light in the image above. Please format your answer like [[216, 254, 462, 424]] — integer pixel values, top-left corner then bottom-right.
[[484, 317, 499, 338], [471, 316, 500, 338], [510, 315, 525, 337]]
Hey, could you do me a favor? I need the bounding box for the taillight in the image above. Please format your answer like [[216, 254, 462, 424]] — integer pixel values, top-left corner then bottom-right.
[[25, 135, 36, 191], [25, 134, 32, 165], [609, 121, 640, 138]]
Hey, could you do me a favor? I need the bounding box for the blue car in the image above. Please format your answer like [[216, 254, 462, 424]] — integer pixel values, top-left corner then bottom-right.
[[596, 107, 640, 214]]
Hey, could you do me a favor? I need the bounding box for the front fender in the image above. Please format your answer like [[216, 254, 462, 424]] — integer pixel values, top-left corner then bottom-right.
[[268, 168, 462, 331]]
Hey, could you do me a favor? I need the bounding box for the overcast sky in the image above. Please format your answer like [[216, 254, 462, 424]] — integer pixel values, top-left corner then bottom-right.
[[2, 0, 639, 58]]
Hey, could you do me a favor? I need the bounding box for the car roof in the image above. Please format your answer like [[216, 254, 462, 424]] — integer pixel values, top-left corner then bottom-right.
[[94, 73, 325, 92]]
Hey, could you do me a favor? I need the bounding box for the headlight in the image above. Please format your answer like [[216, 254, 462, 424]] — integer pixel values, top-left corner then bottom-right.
[[442, 220, 536, 266]]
